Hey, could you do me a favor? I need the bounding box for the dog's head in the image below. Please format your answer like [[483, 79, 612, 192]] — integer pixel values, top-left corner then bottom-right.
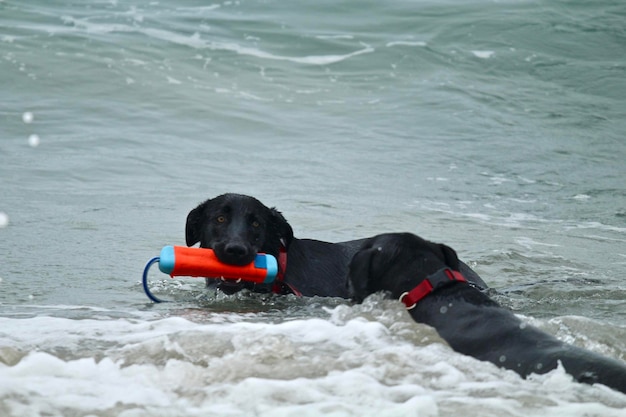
[[348, 233, 460, 302], [185, 193, 294, 266], [185, 193, 294, 294]]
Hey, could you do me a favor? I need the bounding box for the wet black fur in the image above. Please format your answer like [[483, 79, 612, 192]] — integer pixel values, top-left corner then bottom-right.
[[349, 232, 626, 394]]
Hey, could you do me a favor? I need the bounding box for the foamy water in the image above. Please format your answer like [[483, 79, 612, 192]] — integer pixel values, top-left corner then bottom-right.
[[2, 298, 625, 417]]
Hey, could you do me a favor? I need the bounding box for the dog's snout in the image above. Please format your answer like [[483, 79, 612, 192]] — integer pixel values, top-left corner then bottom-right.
[[225, 243, 249, 259], [212, 240, 256, 266]]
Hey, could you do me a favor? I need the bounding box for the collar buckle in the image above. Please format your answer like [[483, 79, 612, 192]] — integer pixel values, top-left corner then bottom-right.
[[399, 268, 467, 310]]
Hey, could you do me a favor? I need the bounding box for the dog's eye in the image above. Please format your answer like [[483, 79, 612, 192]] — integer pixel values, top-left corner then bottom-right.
[[216, 216, 226, 223], [252, 220, 260, 228]]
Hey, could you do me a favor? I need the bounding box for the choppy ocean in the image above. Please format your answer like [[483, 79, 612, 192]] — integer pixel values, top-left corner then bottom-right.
[[1, 0, 626, 415]]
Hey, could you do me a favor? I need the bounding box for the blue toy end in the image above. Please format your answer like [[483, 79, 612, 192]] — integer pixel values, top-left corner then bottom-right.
[[254, 253, 278, 283], [159, 245, 175, 274]]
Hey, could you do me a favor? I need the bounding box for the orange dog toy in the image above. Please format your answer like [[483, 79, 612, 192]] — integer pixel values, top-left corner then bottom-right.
[[142, 246, 278, 303]]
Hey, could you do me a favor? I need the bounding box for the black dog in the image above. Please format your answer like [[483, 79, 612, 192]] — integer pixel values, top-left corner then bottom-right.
[[349, 232, 626, 394], [185, 193, 487, 296], [185, 193, 626, 393]]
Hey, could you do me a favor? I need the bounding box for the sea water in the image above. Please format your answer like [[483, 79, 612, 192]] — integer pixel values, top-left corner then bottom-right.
[[1, 0, 625, 415]]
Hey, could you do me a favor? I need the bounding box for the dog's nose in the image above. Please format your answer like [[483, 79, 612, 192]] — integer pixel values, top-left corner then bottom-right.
[[224, 243, 249, 259]]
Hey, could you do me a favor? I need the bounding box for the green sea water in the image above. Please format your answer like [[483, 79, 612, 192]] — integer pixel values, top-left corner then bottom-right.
[[1, 1, 625, 415]]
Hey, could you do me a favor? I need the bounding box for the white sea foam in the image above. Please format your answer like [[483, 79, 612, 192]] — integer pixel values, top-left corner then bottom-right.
[[209, 41, 374, 65], [166, 76, 182, 84], [471, 50, 495, 59], [515, 237, 560, 250], [174, 5, 221, 13], [315, 34, 355, 40], [416, 199, 548, 229], [565, 221, 626, 234], [56, 17, 374, 66], [1, 305, 625, 417], [386, 41, 427, 47]]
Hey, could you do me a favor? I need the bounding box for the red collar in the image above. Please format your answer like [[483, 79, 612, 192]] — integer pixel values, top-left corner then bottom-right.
[[277, 244, 288, 281], [272, 243, 302, 296], [399, 268, 467, 310]]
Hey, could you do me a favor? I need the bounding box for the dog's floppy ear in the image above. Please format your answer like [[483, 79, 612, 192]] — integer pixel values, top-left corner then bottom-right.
[[269, 207, 294, 247], [438, 243, 460, 271], [348, 245, 380, 303], [185, 202, 207, 247]]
